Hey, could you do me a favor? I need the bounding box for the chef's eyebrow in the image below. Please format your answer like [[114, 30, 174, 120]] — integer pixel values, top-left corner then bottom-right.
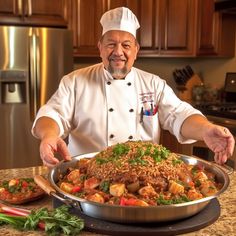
[[105, 38, 133, 43]]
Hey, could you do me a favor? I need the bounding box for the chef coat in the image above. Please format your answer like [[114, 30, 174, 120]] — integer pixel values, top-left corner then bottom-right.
[[32, 63, 203, 156]]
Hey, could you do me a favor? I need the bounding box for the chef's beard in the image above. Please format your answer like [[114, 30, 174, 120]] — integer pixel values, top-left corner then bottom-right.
[[108, 65, 128, 79], [108, 56, 128, 79]]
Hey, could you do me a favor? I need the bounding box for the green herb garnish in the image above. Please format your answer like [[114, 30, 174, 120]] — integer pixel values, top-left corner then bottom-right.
[[156, 195, 190, 205], [0, 205, 84, 235], [99, 180, 110, 193], [172, 158, 183, 166], [112, 143, 130, 156]]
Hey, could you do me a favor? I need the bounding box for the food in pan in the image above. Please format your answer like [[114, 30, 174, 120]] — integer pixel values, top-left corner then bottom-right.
[[0, 177, 45, 204], [58, 141, 222, 206]]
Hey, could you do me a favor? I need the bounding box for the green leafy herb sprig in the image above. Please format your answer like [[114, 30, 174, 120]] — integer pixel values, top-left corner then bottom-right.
[[0, 205, 84, 235]]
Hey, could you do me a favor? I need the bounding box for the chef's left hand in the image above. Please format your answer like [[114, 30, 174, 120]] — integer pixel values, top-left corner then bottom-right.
[[203, 125, 235, 165]]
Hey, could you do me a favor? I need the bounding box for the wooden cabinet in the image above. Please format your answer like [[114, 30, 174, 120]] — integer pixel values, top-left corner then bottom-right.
[[71, 0, 197, 57], [196, 0, 236, 57], [0, 0, 69, 27], [68, 0, 105, 57], [70, 0, 235, 57], [138, 0, 197, 57]]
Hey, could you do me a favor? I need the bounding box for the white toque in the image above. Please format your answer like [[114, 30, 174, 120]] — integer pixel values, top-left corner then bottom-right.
[[100, 7, 140, 38]]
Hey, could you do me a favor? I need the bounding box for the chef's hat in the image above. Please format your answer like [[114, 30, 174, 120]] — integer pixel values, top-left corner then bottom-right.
[[100, 7, 140, 38]]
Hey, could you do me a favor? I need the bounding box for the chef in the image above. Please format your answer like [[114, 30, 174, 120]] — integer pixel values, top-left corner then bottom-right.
[[32, 7, 235, 167]]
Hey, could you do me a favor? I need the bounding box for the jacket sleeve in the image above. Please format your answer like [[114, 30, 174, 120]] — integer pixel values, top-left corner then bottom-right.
[[157, 81, 203, 144], [31, 72, 76, 139]]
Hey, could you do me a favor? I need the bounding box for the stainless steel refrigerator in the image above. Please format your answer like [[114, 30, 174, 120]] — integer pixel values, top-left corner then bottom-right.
[[0, 26, 73, 169]]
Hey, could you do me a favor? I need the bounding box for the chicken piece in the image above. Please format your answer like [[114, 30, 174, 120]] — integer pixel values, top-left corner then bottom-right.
[[138, 185, 157, 198], [67, 169, 81, 183], [187, 189, 203, 200], [169, 180, 184, 195], [8, 179, 19, 187], [120, 197, 149, 206], [199, 180, 218, 196], [0, 187, 5, 193], [60, 182, 74, 193], [110, 183, 126, 197], [86, 193, 104, 203], [84, 177, 100, 189], [194, 171, 208, 182]]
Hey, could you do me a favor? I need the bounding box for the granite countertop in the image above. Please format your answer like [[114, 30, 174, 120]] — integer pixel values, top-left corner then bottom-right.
[[0, 166, 235, 236]]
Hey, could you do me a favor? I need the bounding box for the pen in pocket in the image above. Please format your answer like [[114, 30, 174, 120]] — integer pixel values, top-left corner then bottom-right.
[[140, 107, 144, 123]]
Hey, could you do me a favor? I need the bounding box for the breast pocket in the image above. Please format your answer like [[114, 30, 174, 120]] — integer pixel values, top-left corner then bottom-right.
[[138, 112, 160, 143]]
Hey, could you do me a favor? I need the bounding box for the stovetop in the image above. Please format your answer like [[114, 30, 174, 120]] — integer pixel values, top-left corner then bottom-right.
[[194, 102, 236, 120]]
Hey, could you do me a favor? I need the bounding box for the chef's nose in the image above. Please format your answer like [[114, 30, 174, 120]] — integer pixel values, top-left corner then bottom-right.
[[113, 44, 124, 56]]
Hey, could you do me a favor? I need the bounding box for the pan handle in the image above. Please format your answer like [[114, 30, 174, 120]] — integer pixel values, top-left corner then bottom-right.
[[34, 175, 76, 207], [34, 175, 56, 195], [34, 175, 85, 211]]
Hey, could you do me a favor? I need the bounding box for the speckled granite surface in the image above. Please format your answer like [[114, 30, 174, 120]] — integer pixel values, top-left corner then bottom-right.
[[0, 166, 235, 236]]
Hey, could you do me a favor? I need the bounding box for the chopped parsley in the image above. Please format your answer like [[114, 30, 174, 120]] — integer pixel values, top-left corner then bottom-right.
[[151, 146, 170, 163], [157, 194, 190, 205], [172, 158, 183, 166], [95, 143, 130, 165], [99, 180, 110, 193], [112, 143, 130, 156]]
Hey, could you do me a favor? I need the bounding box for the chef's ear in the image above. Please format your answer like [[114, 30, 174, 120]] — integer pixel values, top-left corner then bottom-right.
[[134, 40, 140, 59], [97, 41, 101, 50], [97, 39, 103, 58]]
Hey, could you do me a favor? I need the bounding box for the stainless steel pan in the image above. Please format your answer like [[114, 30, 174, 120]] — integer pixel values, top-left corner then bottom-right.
[[35, 153, 230, 223]]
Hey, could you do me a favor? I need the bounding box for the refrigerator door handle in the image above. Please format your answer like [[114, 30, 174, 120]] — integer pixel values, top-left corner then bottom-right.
[[29, 29, 40, 121]]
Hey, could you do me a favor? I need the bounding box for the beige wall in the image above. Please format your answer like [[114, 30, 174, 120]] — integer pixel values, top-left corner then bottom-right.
[[73, 37, 236, 94]]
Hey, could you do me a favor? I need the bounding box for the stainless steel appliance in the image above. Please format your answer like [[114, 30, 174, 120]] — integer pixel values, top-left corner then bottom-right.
[[190, 72, 236, 169], [0, 26, 73, 169]]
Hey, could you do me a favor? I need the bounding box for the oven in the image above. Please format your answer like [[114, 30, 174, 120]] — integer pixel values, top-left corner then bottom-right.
[[186, 72, 236, 169]]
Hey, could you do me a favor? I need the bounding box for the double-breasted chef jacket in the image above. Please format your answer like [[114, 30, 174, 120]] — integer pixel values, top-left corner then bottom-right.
[[32, 63, 202, 156]]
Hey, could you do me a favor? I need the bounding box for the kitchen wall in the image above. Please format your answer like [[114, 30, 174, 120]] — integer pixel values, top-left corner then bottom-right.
[[73, 35, 236, 95]]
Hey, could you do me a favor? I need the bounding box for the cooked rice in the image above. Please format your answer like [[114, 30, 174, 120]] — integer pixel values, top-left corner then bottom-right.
[[86, 141, 189, 191]]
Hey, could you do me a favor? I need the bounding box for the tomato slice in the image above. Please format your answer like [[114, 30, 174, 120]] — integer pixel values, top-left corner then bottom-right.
[[71, 186, 82, 193], [22, 181, 29, 188]]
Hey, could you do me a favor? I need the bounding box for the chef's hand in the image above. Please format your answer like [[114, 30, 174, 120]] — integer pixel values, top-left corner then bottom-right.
[[203, 125, 235, 165], [39, 134, 71, 168]]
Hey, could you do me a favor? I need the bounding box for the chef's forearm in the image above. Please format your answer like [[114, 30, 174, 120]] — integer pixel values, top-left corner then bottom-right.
[[34, 117, 60, 140], [180, 114, 213, 141]]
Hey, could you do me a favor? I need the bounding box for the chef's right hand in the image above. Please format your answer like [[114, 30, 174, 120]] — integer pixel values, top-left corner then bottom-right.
[[39, 134, 71, 167]]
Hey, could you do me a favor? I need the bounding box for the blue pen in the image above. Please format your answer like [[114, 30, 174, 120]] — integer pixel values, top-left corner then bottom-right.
[[144, 110, 150, 116]]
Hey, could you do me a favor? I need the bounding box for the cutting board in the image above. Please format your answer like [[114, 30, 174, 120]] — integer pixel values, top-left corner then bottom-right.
[[178, 74, 203, 102], [53, 198, 220, 235]]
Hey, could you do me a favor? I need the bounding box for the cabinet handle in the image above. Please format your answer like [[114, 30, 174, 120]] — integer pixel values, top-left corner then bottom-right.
[[26, 0, 32, 16], [17, 0, 23, 16]]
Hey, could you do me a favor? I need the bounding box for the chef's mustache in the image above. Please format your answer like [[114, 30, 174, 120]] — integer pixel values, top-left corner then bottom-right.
[[109, 55, 127, 61]]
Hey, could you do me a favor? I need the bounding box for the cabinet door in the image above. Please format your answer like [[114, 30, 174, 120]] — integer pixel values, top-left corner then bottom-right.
[[196, 0, 219, 56], [0, 0, 68, 27], [158, 0, 197, 57], [23, 0, 68, 27], [129, 0, 197, 57], [0, 0, 23, 24], [196, 0, 235, 57], [70, 0, 105, 57]]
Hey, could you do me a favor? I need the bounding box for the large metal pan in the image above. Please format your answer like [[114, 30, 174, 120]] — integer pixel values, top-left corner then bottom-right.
[[35, 153, 230, 223]]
